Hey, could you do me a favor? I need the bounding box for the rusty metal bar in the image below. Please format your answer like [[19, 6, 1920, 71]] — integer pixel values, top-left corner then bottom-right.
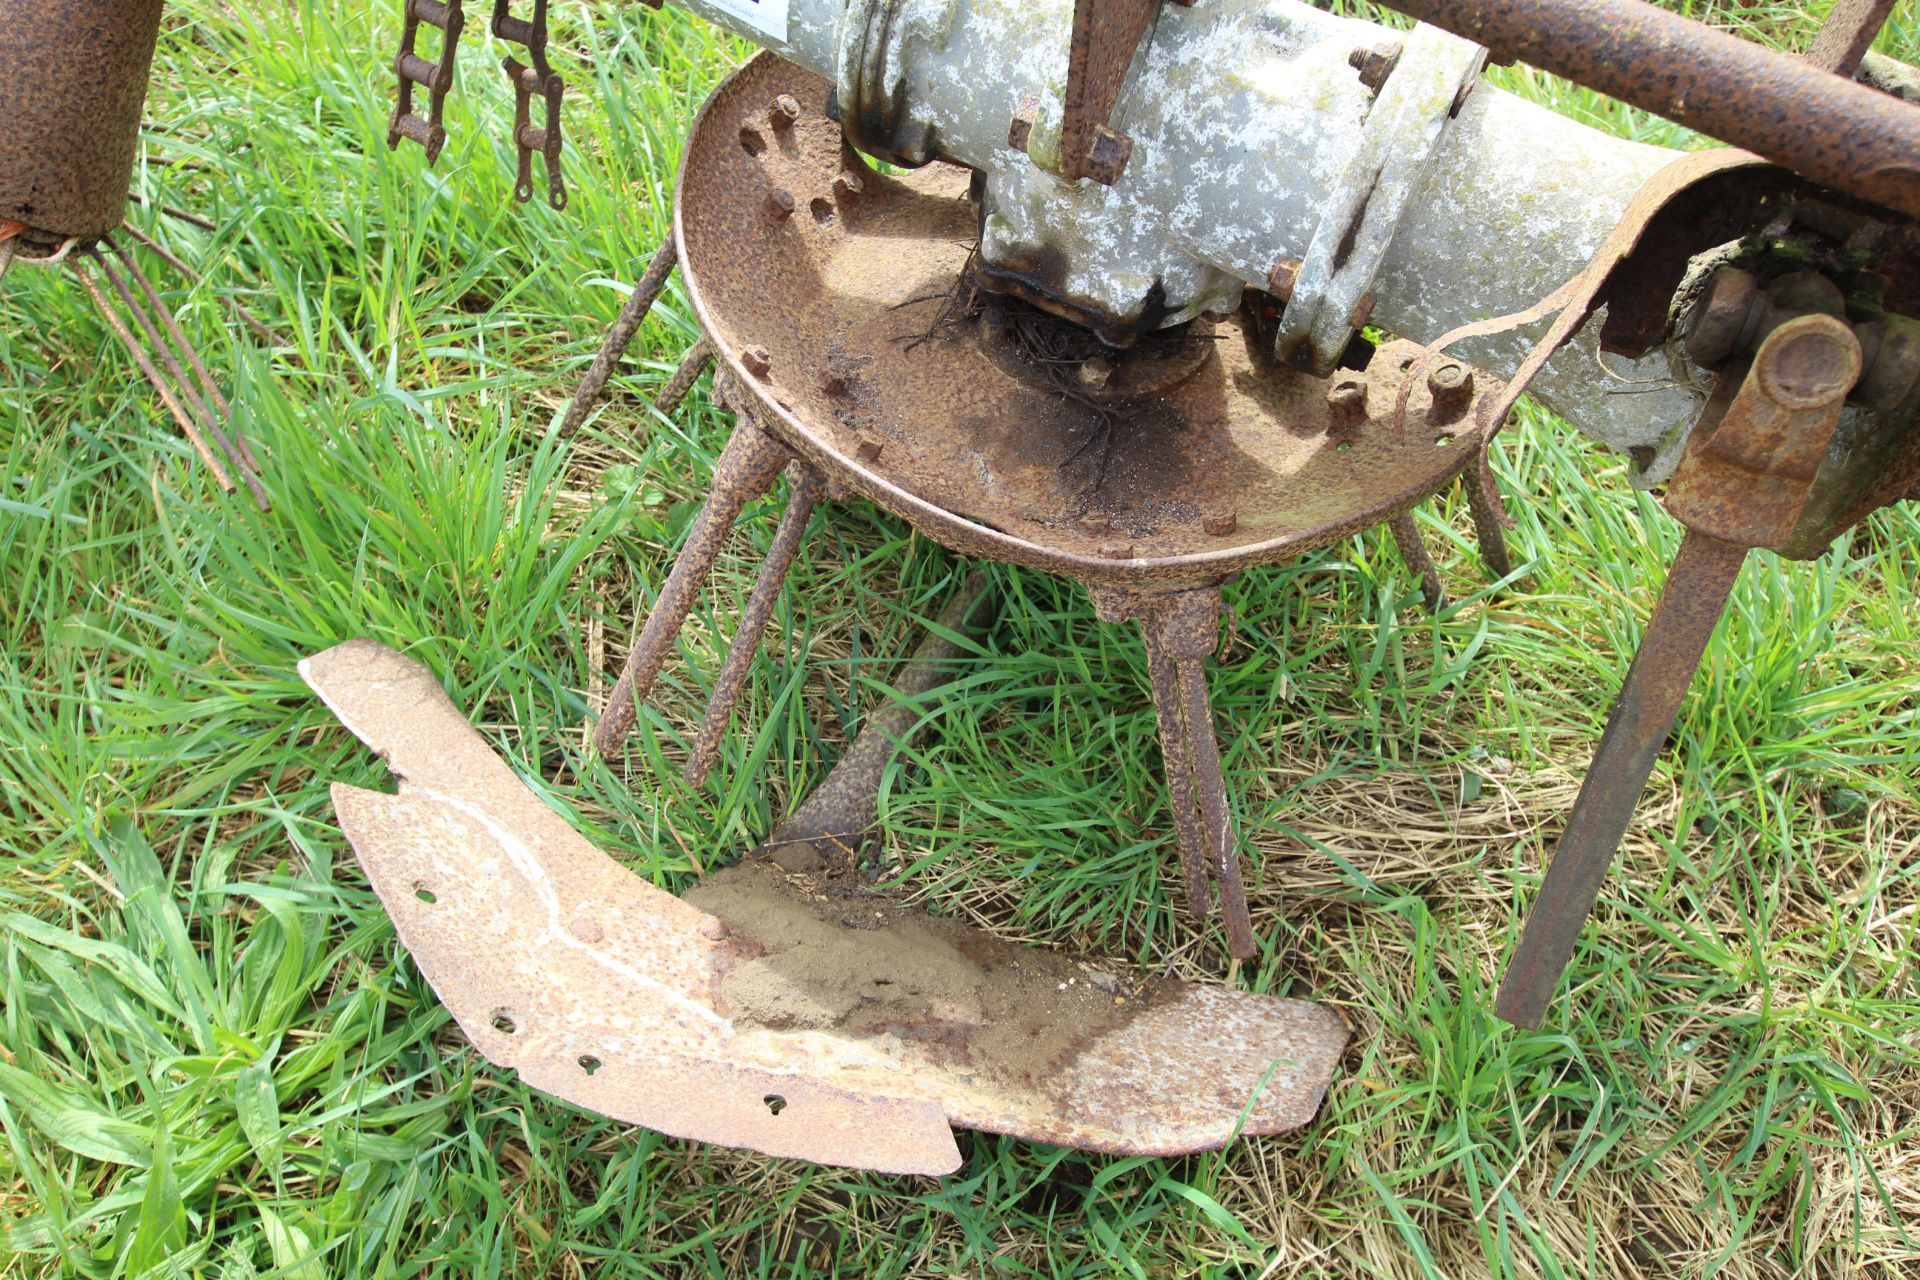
[[653, 337, 714, 418], [761, 574, 997, 863], [594, 420, 791, 755], [1373, 0, 1920, 220], [1807, 0, 1895, 77], [559, 237, 680, 437], [1176, 655, 1256, 960], [1387, 510, 1445, 611], [1466, 445, 1514, 581], [1495, 530, 1748, 1028], [683, 463, 825, 788], [1142, 629, 1213, 922]]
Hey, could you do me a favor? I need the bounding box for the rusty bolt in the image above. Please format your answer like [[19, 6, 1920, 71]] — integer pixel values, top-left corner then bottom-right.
[[1086, 126, 1134, 185], [769, 94, 802, 129], [765, 189, 796, 221], [1008, 94, 1040, 153], [1684, 266, 1760, 368], [1348, 292, 1377, 330], [741, 347, 772, 378], [1327, 377, 1369, 428], [832, 172, 864, 203], [1267, 257, 1302, 302], [855, 434, 885, 462], [1079, 513, 1113, 535], [1426, 361, 1474, 421], [1078, 355, 1114, 391], [1349, 43, 1402, 94], [1099, 543, 1136, 560], [1203, 511, 1238, 537]]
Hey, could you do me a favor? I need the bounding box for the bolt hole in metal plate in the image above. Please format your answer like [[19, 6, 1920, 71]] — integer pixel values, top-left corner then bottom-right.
[[678, 55, 1504, 589]]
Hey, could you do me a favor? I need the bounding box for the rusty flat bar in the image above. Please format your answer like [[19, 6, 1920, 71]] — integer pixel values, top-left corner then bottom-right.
[[1375, 0, 1920, 221], [1495, 531, 1748, 1028]]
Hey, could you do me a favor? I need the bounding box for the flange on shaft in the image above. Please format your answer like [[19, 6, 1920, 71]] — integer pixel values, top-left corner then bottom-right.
[[582, 53, 1510, 958]]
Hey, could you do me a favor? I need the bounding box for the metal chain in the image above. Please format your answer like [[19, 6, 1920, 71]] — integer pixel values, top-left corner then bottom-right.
[[388, 0, 467, 163], [493, 0, 567, 209]]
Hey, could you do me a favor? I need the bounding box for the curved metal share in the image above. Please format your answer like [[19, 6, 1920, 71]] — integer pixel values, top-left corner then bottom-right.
[[303, 640, 1349, 1175]]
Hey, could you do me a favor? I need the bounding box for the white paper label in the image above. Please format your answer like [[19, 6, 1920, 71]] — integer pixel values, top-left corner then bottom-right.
[[704, 0, 789, 42]]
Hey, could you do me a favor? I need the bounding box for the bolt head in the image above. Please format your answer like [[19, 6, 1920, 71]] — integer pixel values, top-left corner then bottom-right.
[[1086, 126, 1133, 185], [769, 94, 801, 128], [855, 434, 885, 462], [1203, 512, 1238, 537], [742, 347, 772, 377], [1008, 94, 1040, 152], [1078, 355, 1114, 391], [765, 189, 795, 220], [1684, 266, 1760, 367]]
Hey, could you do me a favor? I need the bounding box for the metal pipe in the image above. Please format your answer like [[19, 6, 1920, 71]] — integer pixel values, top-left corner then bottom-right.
[[0, 0, 167, 238], [1374, 0, 1920, 221]]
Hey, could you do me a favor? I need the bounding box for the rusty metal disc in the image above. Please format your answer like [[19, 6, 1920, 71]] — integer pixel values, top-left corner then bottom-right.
[[676, 54, 1505, 590]]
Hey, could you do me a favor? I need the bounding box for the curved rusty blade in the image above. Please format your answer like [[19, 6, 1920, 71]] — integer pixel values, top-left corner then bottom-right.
[[302, 640, 1348, 1174]]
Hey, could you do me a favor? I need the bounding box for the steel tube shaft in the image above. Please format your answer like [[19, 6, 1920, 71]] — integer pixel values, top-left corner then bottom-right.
[[1375, 0, 1920, 220], [1495, 531, 1748, 1028]]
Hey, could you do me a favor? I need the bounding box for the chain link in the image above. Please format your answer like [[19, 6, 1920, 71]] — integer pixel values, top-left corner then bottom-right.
[[493, 0, 567, 209], [387, 0, 467, 163]]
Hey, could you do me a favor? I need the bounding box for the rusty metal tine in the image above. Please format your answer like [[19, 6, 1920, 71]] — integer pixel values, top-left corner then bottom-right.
[[559, 238, 679, 437], [91, 246, 270, 510], [1495, 531, 1747, 1028], [1176, 654, 1256, 959], [70, 257, 237, 495], [1142, 620, 1212, 922], [684, 464, 825, 788], [1388, 510, 1446, 611], [594, 422, 792, 757], [654, 337, 715, 418], [114, 221, 281, 360], [1807, 0, 1895, 77], [106, 236, 271, 494], [1466, 444, 1515, 581], [764, 574, 997, 859]]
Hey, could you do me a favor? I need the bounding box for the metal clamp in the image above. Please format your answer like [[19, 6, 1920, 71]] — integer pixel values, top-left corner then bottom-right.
[[388, 0, 466, 163], [1275, 23, 1486, 372]]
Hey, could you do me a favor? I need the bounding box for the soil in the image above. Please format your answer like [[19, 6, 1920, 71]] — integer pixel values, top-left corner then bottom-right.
[[684, 857, 1155, 1093]]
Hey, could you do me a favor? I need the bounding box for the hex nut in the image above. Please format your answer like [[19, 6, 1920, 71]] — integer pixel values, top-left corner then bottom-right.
[[741, 347, 772, 377], [1327, 377, 1369, 428], [855, 434, 885, 462], [1426, 361, 1474, 421], [765, 189, 796, 221], [769, 94, 801, 129], [1203, 512, 1238, 537], [1267, 257, 1302, 302]]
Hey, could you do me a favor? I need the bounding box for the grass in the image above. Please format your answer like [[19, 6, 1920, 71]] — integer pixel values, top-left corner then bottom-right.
[[2, 0, 1917, 1275]]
